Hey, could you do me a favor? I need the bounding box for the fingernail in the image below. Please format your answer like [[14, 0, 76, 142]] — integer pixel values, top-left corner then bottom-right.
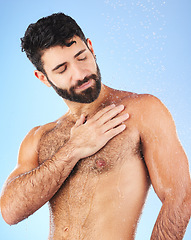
[[119, 104, 124, 109], [121, 124, 126, 130], [124, 113, 129, 118]]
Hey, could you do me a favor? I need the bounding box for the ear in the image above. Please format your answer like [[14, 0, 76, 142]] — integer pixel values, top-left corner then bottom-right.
[[34, 70, 51, 87], [86, 38, 95, 57]]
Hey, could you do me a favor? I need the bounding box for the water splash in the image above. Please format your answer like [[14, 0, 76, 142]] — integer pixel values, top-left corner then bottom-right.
[[102, 0, 167, 91]]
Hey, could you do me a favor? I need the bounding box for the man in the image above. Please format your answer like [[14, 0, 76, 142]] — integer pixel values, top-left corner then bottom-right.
[[0, 13, 191, 240]]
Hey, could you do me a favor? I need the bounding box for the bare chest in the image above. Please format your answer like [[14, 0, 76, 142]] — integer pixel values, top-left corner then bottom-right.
[[38, 120, 149, 239], [38, 120, 141, 174]]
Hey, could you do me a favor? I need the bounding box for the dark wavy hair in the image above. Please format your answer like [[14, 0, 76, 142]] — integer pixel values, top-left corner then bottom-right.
[[21, 13, 87, 73]]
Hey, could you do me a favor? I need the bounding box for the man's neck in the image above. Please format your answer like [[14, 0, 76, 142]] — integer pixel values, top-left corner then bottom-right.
[[64, 84, 115, 119]]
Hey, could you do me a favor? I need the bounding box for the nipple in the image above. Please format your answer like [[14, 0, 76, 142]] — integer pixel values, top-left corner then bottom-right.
[[96, 159, 106, 168]]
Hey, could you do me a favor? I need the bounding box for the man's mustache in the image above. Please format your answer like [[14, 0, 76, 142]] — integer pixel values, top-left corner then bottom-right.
[[72, 74, 98, 90]]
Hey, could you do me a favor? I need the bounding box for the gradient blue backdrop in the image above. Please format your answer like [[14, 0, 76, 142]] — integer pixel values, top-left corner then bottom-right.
[[0, 0, 191, 239]]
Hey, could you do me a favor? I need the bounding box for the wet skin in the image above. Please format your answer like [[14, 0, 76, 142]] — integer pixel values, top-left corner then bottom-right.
[[1, 36, 191, 240], [38, 89, 150, 239]]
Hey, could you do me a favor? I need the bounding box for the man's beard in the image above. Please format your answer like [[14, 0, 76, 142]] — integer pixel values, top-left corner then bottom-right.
[[46, 64, 101, 103]]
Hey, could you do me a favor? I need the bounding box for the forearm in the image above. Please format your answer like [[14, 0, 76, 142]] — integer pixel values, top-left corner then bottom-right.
[[1, 104, 128, 225], [1, 143, 79, 225], [151, 198, 191, 240]]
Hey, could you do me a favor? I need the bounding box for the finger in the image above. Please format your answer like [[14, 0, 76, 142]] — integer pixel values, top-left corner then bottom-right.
[[75, 114, 86, 127], [101, 113, 129, 133], [105, 124, 126, 139], [93, 104, 116, 121], [98, 105, 125, 125]]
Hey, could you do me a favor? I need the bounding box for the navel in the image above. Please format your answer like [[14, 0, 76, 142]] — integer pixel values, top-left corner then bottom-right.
[[64, 227, 69, 232], [63, 226, 69, 238]]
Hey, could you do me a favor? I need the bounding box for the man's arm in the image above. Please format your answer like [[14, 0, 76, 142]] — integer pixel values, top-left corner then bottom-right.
[[138, 95, 191, 239], [0, 104, 129, 225]]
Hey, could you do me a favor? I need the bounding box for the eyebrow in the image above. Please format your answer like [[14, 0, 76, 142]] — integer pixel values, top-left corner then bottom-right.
[[74, 48, 86, 58], [52, 48, 87, 72]]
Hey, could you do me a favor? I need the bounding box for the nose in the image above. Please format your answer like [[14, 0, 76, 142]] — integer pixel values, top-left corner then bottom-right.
[[70, 63, 87, 86]]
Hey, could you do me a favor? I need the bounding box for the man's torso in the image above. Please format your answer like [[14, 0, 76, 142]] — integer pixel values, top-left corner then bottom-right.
[[38, 93, 151, 240]]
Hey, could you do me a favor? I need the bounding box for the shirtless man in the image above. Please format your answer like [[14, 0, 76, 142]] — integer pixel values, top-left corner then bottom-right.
[[0, 13, 191, 240]]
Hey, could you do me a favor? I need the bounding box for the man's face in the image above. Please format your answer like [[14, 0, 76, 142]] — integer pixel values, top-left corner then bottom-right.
[[40, 37, 101, 103]]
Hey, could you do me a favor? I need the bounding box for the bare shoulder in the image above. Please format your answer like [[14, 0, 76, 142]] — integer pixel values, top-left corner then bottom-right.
[[133, 93, 172, 123], [119, 92, 176, 135], [6, 121, 58, 182], [122, 92, 170, 118], [20, 112, 71, 162], [20, 121, 58, 156], [122, 92, 164, 107]]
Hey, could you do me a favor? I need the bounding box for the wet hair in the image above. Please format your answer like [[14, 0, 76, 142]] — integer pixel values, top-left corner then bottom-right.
[[21, 12, 87, 73]]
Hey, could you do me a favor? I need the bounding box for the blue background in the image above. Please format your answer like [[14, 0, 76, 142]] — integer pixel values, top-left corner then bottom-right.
[[0, 0, 191, 239]]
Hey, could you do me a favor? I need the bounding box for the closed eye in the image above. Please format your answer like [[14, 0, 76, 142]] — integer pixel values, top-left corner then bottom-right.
[[78, 56, 87, 61], [59, 65, 67, 74]]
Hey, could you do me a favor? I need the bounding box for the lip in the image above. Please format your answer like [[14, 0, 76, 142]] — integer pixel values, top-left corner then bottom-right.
[[75, 79, 93, 91]]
